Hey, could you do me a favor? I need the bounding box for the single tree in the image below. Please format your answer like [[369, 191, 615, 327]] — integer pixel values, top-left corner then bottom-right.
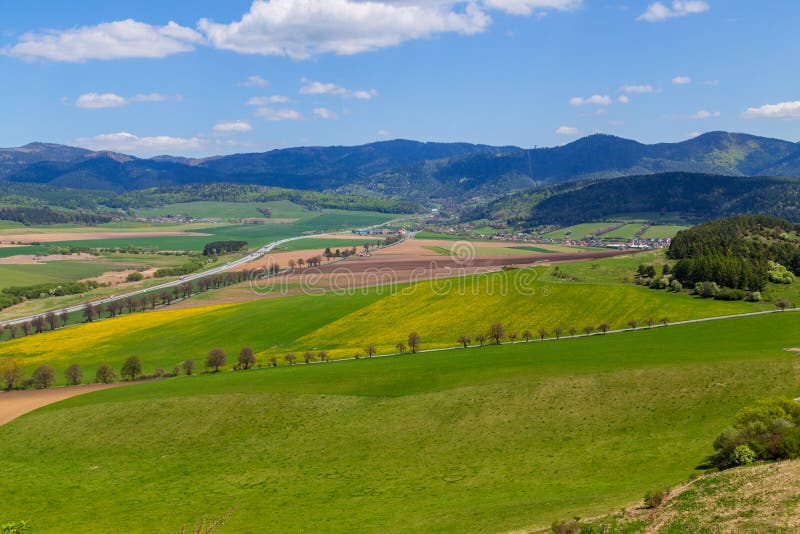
[[288, 259, 296, 270], [569, 326, 577, 338], [628, 319, 638, 331], [661, 316, 670, 326], [20, 321, 32, 336], [458, 335, 472, 348], [776, 299, 791, 311], [181, 359, 195, 376], [553, 327, 563, 340], [59, 311, 69, 327], [297, 258, 305, 269], [121, 356, 143, 381], [508, 332, 518, 342], [284, 353, 296, 365], [83, 302, 97, 322], [95, 364, 117, 384], [0, 358, 22, 390], [522, 330, 532, 342], [32, 315, 45, 334], [646, 317, 655, 328], [238, 347, 256, 370], [489, 323, 505, 344], [8, 324, 18, 339], [32, 364, 56, 389], [46, 312, 58, 331], [317, 351, 329, 362], [64, 363, 83, 385], [269, 356, 278, 367], [206, 348, 227, 372], [538, 328, 548, 341], [598, 322, 611, 335], [475, 333, 486, 346], [395, 342, 406, 354], [408, 332, 421, 353], [365, 345, 377, 358], [303, 351, 316, 364], [583, 325, 594, 336]]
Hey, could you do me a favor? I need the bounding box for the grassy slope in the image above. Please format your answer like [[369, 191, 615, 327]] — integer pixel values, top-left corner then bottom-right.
[[0, 312, 797, 533], [603, 223, 646, 240], [641, 224, 690, 240], [542, 222, 612, 240], [135, 200, 310, 220]]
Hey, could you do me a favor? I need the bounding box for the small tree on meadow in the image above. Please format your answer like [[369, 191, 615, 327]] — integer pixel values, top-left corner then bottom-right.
[[121, 356, 142, 381], [365, 345, 377, 358], [583, 325, 594, 336], [181, 359, 195, 376], [32, 364, 56, 389], [646, 317, 655, 328], [661, 316, 670, 326], [318, 351, 328, 362], [538, 328, 548, 341], [553, 327, 563, 340], [628, 319, 638, 331], [32, 315, 45, 334], [303, 351, 316, 364], [776, 299, 791, 311], [0, 358, 22, 390], [458, 335, 471, 348], [408, 332, 421, 353], [206, 349, 227, 372], [395, 342, 406, 355], [489, 323, 505, 344], [59, 311, 69, 327], [269, 356, 278, 367], [64, 363, 83, 386], [238, 347, 256, 370], [569, 326, 577, 338], [95, 364, 117, 384], [522, 330, 532, 342], [284, 353, 296, 365], [508, 332, 518, 342], [475, 333, 486, 346], [83, 303, 97, 322], [598, 322, 611, 335], [46, 312, 58, 331]]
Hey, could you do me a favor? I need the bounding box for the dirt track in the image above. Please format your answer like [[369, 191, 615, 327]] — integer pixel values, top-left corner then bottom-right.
[[0, 383, 129, 427]]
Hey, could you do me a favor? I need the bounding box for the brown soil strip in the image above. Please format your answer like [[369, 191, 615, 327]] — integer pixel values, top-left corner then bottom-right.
[[0, 383, 130, 427], [0, 231, 211, 244]]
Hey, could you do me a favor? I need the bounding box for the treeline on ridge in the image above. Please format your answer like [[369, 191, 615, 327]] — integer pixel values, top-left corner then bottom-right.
[[668, 215, 800, 291], [0, 205, 113, 226]]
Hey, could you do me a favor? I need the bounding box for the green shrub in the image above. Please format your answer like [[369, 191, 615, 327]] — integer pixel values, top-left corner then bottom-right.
[[643, 487, 670, 508], [126, 272, 144, 282], [714, 288, 746, 301], [694, 281, 719, 298], [730, 444, 756, 466]]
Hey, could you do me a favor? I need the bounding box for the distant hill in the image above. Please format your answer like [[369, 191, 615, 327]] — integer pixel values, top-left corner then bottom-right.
[[1, 132, 799, 200], [470, 172, 800, 226]]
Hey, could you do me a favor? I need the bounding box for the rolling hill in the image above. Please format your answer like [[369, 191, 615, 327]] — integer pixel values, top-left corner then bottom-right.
[[2, 132, 799, 201]]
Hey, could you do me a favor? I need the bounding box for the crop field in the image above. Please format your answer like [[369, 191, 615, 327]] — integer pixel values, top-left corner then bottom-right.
[[0, 312, 797, 532], [641, 224, 691, 239], [542, 222, 614, 240], [602, 223, 645, 240], [273, 237, 383, 253], [135, 200, 310, 220], [0, 249, 769, 382]]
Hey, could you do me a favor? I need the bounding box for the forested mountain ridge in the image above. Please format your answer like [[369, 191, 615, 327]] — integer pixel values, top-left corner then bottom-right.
[[1, 132, 799, 201]]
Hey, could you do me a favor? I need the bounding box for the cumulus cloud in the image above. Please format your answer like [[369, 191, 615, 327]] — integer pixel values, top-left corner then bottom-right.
[[4, 19, 202, 62], [691, 110, 720, 119], [254, 107, 304, 121], [637, 1, 709, 22], [569, 94, 611, 106], [377, 129, 393, 137], [743, 101, 800, 120], [620, 84, 654, 94], [246, 95, 291, 105], [555, 125, 579, 135], [618, 95, 631, 104], [312, 107, 338, 119], [212, 120, 253, 134], [480, 0, 582, 16], [672, 75, 692, 84], [300, 80, 378, 100], [238, 75, 270, 87], [74, 132, 204, 154], [75, 92, 172, 108]]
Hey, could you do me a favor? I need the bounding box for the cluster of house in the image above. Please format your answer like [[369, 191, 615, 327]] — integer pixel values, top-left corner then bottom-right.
[[352, 227, 407, 236], [604, 237, 672, 250]]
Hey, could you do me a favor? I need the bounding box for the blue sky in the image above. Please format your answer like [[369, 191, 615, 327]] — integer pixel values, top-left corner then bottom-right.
[[1, 0, 798, 156]]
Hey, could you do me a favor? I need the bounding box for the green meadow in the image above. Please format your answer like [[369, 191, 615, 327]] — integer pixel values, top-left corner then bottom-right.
[[541, 222, 613, 240], [0, 312, 797, 532], [135, 200, 312, 220]]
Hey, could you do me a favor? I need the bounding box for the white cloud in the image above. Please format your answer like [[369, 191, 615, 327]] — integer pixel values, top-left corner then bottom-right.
[[672, 75, 692, 84], [377, 129, 393, 137], [312, 107, 338, 119], [743, 101, 800, 120], [300, 80, 378, 100], [688, 131, 701, 138], [212, 120, 253, 134], [75, 92, 172, 109], [238, 75, 270, 87], [246, 95, 290, 105], [618, 95, 631, 104], [620, 84, 654, 94], [480, 0, 582, 16], [555, 125, 579, 135], [569, 94, 611, 106], [637, 1, 709, 22], [254, 107, 304, 121], [74, 132, 204, 155], [691, 110, 720, 119], [4, 19, 202, 62]]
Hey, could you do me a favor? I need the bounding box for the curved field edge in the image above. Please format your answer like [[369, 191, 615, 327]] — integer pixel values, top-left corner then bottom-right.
[[0, 312, 798, 533], [0, 264, 768, 384]]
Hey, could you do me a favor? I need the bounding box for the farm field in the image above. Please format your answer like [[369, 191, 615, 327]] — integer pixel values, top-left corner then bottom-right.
[[0, 249, 773, 382], [602, 223, 645, 240], [541, 222, 614, 240], [0, 312, 797, 532], [641, 224, 691, 239], [135, 200, 309, 220]]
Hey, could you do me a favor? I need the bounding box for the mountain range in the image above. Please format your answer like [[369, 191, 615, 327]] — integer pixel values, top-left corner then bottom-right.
[[1, 132, 799, 201]]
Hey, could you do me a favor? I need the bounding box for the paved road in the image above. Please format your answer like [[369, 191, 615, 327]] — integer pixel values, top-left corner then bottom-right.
[[0, 232, 326, 328]]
